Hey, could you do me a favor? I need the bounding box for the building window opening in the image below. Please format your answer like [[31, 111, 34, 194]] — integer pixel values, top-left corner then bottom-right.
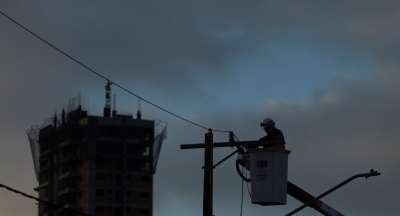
[[140, 208, 150, 215], [95, 205, 105, 213], [96, 189, 105, 196], [96, 173, 105, 180], [140, 176, 150, 183], [140, 192, 150, 199]]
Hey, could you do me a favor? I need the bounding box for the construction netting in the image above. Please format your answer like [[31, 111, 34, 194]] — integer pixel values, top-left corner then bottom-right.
[[153, 120, 167, 174]]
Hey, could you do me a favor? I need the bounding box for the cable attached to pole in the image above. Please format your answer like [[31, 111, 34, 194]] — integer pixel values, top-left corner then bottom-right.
[[0, 10, 233, 133], [240, 167, 244, 216], [236, 157, 251, 183], [0, 183, 90, 216]]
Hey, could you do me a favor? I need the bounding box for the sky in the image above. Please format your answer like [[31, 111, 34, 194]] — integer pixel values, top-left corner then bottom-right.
[[0, 1, 399, 215]]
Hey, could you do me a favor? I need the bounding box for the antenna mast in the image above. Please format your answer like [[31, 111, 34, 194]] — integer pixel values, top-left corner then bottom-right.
[[137, 98, 142, 120], [112, 94, 117, 118], [103, 80, 112, 117]]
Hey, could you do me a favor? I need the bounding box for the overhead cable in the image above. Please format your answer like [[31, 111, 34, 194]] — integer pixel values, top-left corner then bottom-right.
[[0, 10, 232, 133], [0, 183, 90, 216]]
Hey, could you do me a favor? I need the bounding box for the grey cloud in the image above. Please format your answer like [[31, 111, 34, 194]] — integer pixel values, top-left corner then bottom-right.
[[1, 1, 400, 215], [2, 0, 400, 97]]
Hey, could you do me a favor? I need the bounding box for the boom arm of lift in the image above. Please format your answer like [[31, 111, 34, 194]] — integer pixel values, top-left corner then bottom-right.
[[287, 181, 344, 216], [287, 169, 380, 216]]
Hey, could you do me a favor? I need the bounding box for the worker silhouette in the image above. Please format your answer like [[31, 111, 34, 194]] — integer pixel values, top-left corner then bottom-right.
[[236, 117, 286, 179], [259, 118, 286, 149]]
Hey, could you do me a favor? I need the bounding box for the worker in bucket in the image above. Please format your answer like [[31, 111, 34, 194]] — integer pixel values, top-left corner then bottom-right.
[[236, 118, 286, 179], [259, 118, 286, 149]]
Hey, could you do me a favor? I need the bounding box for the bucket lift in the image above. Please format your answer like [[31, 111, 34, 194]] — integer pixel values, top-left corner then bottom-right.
[[248, 148, 290, 205], [181, 130, 380, 216]]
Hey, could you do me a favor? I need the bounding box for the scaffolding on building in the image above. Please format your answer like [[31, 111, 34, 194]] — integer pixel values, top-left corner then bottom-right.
[[27, 115, 59, 181], [27, 109, 168, 181]]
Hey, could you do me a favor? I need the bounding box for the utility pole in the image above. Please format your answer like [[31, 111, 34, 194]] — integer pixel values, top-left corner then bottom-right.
[[181, 132, 280, 216], [203, 129, 213, 216], [182, 132, 381, 216]]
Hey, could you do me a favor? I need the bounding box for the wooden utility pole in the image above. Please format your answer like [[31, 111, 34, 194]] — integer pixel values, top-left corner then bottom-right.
[[203, 129, 213, 216], [181, 133, 381, 216], [181, 132, 278, 216]]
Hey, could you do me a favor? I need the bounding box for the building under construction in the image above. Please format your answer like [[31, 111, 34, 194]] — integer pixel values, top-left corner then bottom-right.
[[27, 82, 167, 216]]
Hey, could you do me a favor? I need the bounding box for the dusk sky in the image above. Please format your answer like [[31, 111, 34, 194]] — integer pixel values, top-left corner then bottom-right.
[[1, 1, 399, 215]]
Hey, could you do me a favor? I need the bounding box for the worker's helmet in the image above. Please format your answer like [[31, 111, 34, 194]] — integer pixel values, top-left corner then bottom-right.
[[260, 118, 275, 128]]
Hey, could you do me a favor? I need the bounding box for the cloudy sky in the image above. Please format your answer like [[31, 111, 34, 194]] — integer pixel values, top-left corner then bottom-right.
[[1, 1, 399, 215]]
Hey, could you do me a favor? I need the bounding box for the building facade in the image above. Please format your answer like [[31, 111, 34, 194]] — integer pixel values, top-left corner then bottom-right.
[[28, 86, 166, 216]]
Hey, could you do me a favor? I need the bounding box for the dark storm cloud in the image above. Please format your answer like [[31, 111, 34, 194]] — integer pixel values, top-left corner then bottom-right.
[[2, 2, 254, 88], [1, 1, 400, 215], [2, 0, 400, 96]]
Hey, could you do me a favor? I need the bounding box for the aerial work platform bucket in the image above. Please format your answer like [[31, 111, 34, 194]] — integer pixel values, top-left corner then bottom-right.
[[249, 148, 291, 206]]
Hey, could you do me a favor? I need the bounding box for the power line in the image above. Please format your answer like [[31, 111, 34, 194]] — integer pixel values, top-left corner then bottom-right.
[[0, 183, 90, 216], [0, 10, 232, 133], [234, 133, 252, 200]]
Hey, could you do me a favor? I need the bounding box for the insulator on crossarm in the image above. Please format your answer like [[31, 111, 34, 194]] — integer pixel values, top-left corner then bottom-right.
[[229, 131, 235, 143]]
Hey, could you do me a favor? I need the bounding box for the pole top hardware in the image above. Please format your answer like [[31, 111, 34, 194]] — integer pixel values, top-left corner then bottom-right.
[[180, 140, 283, 150]]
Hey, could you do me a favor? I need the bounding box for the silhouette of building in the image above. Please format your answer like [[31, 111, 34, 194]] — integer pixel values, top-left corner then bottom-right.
[[27, 82, 167, 216]]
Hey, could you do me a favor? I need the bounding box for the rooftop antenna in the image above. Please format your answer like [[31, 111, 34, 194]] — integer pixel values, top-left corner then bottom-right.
[[137, 98, 142, 120], [77, 91, 82, 111], [112, 94, 117, 118], [62, 108, 65, 124], [53, 111, 57, 128], [78, 91, 81, 107], [103, 80, 112, 117]]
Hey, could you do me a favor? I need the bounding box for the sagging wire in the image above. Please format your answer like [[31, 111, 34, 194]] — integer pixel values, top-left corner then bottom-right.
[[240, 165, 244, 216], [232, 133, 251, 216], [245, 168, 252, 198], [0, 10, 232, 134], [234, 133, 252, 201], [0, 183, 90, 216], [238, 169, 252, 214]]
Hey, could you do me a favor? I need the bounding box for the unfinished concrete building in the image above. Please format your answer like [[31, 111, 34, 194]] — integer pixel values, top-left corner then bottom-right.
[[27, 82, 167, 216]]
